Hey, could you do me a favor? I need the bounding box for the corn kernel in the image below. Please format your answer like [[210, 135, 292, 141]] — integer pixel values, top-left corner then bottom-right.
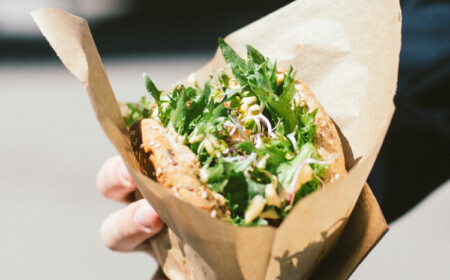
[[240, 103, 249, 116], [294, 164, 313, 192], [245, 195, 266, 224], [242, 96, 257, 105], [189, 133, 205, 144], [204, 140, 214, 155], [265, 184, 280, 207], [207, 134, 220, 147]]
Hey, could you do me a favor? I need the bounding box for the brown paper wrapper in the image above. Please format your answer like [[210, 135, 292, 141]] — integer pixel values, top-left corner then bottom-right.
[[32, 0, 401, 278]]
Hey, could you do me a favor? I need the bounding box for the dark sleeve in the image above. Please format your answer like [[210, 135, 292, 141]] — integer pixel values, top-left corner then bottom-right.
[[368, 0, 450, 223]]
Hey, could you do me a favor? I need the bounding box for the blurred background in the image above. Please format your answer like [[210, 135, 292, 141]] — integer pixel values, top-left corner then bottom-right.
[[1, 0, 448, 279]]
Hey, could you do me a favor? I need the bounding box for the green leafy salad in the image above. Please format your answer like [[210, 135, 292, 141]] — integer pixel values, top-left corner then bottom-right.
[[125, 39, 334, 226]]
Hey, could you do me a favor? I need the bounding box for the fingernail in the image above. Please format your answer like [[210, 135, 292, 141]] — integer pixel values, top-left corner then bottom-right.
[[118, 160, 133, 188], [134, 200, 157, 230]]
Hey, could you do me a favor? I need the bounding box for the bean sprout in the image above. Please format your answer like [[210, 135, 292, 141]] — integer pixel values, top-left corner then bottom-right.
[[242, 114, 275, 137], [287, 132, 298, 153], [197, 139, 207, 154], [222, 156, 246, 162], [212, 72, 224, 94], [242, 115, 262, 133], [230, 116, 249, 141], [258, 114, 274, 137], [288, 153, 337, 203], [255, 134, 263, 148]]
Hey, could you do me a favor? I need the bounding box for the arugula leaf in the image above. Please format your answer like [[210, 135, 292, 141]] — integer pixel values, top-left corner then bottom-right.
[[218, 38, 248, 86], [223, 173, 265, 220], [236, 140, 287, 174], [262, 143, 290, 172], [123, 95, 153, 126], [246, 177, 266, 198], [277, 143, 316, 188], [207, 161, 227, 192], [236, 141, 255, 153], [143, 73, 162, 103], [225, 174, 249, 217], [298, 108, 317, 145], [261, 67, 299, 133], [219, 39, 305, 134], [225, 87, 242, 100], [184, 81, 211, 132], [169, 86, 188, 133], [246, 44, 266, 65], [218, 38, 246, 73], [123, 103, 142, 126], [207, 153, 265, 220]]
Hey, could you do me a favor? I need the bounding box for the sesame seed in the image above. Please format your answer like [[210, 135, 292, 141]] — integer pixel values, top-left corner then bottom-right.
[[156, 167, 162, 176], [210, 210, 217, 218], [202, 191, 208, 199], [153, 143, 161, 148], [149, 141, 155, 146]]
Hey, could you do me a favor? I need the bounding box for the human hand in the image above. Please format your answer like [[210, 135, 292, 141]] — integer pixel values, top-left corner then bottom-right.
[[97, 156, 166, 278]]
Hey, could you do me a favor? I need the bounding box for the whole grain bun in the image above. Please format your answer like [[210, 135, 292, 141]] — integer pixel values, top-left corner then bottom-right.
[[294, 79, 347, 183], [130, 119, 230, 221]]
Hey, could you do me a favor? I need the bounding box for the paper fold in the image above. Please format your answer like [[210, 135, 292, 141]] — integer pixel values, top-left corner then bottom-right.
[[31, 8, 139, 170]]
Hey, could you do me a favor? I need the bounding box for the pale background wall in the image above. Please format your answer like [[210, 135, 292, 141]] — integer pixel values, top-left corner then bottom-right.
[[0, 55, 210, 279]]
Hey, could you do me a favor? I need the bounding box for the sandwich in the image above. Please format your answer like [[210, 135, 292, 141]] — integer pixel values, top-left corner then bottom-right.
[[125, 38, 346, 226]]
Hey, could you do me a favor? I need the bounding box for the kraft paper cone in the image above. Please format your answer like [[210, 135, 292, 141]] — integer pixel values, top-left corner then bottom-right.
[[32, 0, 401, 278]]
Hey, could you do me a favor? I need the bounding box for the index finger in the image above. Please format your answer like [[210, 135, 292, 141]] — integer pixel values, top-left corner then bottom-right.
[[97, 156, 137, 202]]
